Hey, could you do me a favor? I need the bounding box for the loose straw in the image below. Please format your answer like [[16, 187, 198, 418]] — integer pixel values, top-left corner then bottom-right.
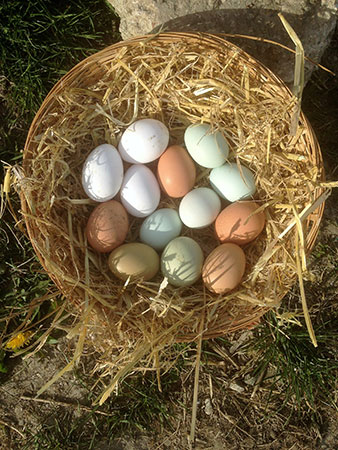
[[189, 308, 205, 447], [278, 13, 304, 136]]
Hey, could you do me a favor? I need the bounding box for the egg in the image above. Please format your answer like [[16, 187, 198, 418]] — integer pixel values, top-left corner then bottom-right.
[[108, 243, 159, 281], [86, 200, 129, 253], [118, 118, 169, 163], [202, 243, 246, 294], [82, 144, 123, 202], [184, 123, 229, 168], [179, 187, 221, 229], [120, 164, 161, 217], [209, 162, 256, 202], [215, 201, 265, 245], [161, 237, 204, 287], [157, 145, 196, 198], [140, 208, 182, 250]]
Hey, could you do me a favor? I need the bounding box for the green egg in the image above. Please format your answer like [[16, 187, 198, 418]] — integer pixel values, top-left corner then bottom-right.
[[184, 123, 229, 168], [161, 236, 204, 287]]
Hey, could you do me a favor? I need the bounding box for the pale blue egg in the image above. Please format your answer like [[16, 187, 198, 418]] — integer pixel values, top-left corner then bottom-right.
[[210, 162, 256, 202], [140, 208, 182, 250]]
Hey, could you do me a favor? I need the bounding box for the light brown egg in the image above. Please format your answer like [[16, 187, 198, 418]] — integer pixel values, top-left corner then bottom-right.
[[157, 145, 196, 198], [215, 201, 265, 246], [108, 243, 159, 281], [86, 200, 129, 253], [202, 243, 246, 294]]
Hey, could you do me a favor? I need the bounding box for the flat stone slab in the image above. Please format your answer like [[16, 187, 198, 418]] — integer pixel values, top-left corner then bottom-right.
[[108, 0, 337, 84]]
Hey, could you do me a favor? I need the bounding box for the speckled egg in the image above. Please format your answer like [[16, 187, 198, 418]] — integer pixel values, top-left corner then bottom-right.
[[86, 200, 129, 253]]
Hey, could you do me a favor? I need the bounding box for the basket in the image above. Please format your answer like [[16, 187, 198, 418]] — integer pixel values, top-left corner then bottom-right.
[[21, 32, 325, 352]]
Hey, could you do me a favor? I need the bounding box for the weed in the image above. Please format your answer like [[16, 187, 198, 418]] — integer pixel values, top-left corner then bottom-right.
[[22, 370, 180, 449], [247, 311, 338, 416]]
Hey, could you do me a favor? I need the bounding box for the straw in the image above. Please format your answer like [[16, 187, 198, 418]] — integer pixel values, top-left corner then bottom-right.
[[278, 13, 304, 136]]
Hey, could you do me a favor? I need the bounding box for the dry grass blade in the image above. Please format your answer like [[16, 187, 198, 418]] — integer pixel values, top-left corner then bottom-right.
[[295, 233, 317, 347], [189, 308, 205, 447], [278, 13, 304, 136], [0, 418, 25, 439]]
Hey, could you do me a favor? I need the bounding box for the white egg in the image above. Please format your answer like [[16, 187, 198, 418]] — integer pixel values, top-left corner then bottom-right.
[[118, 118, 169, 163], [82, 144, 123, 202], [209, 162, 256, 202], [140, 208, 182, 250], [179, 187, 221, 229], [120, 165, 160, 217]]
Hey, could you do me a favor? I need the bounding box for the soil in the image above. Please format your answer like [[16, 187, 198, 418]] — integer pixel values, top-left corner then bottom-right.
[[0, 20, 337, 450]]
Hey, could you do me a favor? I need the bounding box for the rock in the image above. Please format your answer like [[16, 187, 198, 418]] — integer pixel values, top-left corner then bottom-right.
[[107, 0, 337, 84]]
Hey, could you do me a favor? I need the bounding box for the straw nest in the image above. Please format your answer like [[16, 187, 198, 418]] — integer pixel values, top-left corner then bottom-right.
[[20, 32, 325, 400]]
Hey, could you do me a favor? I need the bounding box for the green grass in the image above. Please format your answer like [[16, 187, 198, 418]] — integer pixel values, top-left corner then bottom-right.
[[248, 310, 338, 416], [0, 0, 120, 160], [22, 370, 180, 450]]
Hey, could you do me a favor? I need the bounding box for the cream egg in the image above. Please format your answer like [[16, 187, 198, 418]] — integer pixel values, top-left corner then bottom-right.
[[179, 187, 221, 229]]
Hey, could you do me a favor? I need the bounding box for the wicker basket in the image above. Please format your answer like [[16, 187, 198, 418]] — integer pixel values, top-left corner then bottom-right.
[[21, 32, 325, 346]]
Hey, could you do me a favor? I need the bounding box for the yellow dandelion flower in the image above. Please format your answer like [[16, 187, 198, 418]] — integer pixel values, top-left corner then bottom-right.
[[5, 331, 33, 351]]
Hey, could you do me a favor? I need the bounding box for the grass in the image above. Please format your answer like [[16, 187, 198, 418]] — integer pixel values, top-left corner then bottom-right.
[[21, 368, 180, 450], [248, 311, 338, 416], [0, 0, 120, 160]]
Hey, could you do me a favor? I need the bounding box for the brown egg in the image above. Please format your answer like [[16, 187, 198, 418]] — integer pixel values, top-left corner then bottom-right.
[[108, 243, 159, 281], [215, 201, 265, 246], [86, 200, 129, 253], [202, 243, 246, 294], [157, 145, 196, 198]]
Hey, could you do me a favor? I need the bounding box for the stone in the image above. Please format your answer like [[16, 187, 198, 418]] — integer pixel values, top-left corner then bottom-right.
[[107, 0, 337, 84]]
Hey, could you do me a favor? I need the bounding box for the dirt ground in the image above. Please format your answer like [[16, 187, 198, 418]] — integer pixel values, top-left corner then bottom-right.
[[1, 22, 338, 450]]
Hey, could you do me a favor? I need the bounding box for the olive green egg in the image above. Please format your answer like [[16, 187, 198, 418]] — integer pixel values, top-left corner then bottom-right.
[[161, 236, 204, 287], [108, 243, 159, 281]]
